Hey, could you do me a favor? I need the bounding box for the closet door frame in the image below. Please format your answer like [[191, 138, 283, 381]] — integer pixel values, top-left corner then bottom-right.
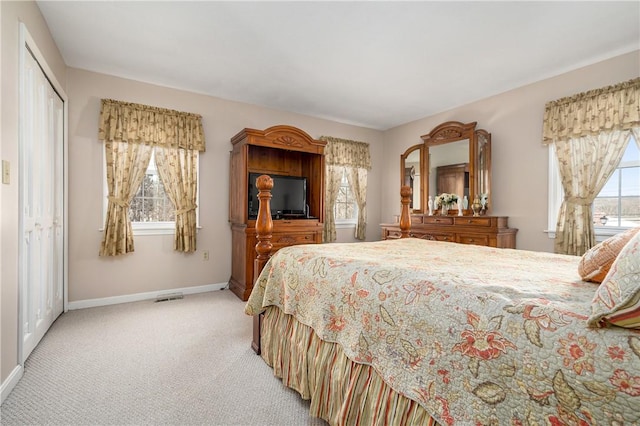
[[18, 23, 69, 364]]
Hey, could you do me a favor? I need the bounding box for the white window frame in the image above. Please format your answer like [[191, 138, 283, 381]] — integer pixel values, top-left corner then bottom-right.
[[101, 146, 200, 235], [334, 167, 358, 229], [547, 138, 637, 243]]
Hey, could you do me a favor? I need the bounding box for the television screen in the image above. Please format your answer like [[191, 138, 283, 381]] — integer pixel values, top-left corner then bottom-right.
[[248, 173, 307, 219]]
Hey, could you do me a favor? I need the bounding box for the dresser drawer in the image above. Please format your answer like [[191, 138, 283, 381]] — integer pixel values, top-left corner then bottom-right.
[[457, 234, 490, 246], [423, 216, 454, 225], [413, 232, 455, 243], [271, 233, 316, 250], [410, 215, 424, 224], [454, 217, 492, 227], [384, 229, 403, 239]]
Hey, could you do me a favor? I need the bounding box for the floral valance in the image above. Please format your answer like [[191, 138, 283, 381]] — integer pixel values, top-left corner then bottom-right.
[[98, 99, 206, 151], [542, 78, 640, 145], [320, 136, 371, 169]]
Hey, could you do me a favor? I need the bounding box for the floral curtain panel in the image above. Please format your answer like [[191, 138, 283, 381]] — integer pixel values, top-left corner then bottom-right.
[[542, 78, 640, 255], [322, 136, 371, 169], [323, 165, 344, 243], [633, 128, 640, 149], [346, 167, 368, 240], [542, 78, 639, 145], [320, 137, 371, 242], [99, 99, 206, 151], [98, 99, 205, 256], [100, 141, 153, 256], [155, 147, 198, 253], [554, 131, 630, 255]]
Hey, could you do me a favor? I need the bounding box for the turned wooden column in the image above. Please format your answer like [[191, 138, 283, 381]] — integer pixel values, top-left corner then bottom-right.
[[400, 185, 412, 238], [252, 175, 273, 355]]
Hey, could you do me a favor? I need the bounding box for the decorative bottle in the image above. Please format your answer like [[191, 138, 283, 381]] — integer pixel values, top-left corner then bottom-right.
[[471, 197, 482, 217], [480, 194, 488, 215]]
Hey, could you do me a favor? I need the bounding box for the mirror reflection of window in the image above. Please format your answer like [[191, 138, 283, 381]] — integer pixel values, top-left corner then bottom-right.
[[478, 134, 488, 195], [405, 150, 421, 210]]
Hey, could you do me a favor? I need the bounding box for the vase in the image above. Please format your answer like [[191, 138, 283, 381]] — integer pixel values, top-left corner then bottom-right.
[[471, 197, 482, 217], [440, 204, 448, 215]]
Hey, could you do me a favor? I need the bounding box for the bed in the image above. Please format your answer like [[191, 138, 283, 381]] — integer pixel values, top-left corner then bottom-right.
[[245, 179, 640, 425]]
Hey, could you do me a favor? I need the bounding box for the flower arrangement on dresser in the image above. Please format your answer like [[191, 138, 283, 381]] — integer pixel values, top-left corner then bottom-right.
[[434, 193, 459, 214]]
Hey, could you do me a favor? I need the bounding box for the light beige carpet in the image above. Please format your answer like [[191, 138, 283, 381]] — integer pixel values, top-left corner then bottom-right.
[[0, 290, 326, 425]]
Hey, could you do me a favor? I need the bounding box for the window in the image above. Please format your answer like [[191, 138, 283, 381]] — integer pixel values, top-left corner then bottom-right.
[[592, 139, 640, 228], [129, 151, 175, 223], [103, 148, 199, 235], [548, 134, 640, 241], [335, 168, 358, 224]]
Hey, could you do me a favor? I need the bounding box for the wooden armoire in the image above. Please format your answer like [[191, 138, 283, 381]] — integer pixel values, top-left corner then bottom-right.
[[436, 163, 469, 198], [228, 125, 326, 301]]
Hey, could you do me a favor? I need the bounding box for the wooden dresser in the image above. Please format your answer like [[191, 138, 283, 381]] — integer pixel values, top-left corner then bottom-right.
[[381, 214, 517, 248]]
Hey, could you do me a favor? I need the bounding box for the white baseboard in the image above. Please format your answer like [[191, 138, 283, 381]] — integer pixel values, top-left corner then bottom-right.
[[1, 365, 23, 404], [67, 282, 229, 310]]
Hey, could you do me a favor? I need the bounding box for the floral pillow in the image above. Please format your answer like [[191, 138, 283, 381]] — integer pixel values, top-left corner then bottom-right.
[[578, 227, 640, 283], [587, 231, 640, 329]]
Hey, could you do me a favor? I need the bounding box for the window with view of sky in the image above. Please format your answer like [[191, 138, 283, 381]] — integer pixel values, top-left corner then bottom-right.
[[593, 137, 640, 228]]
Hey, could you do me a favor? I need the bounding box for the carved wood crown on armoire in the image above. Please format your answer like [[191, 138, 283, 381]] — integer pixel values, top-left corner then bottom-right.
[[228, 125, 326, 301]]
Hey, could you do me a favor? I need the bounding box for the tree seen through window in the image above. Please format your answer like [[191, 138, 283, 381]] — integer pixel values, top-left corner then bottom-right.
[[129, 153, 174, 222], [335, 168, 357, 221]]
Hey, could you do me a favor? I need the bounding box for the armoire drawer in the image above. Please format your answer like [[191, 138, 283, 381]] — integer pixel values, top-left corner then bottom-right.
[[271, 233, 316, 250]]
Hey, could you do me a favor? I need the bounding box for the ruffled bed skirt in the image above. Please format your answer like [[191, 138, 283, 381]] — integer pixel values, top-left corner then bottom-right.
[[260, 306, 439, 426]]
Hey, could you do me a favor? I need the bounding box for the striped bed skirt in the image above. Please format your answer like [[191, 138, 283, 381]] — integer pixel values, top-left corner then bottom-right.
[[260, 306, 439, 426]]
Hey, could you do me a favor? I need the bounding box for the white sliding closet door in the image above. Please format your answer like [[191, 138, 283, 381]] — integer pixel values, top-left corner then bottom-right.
[[20, 37, 65, 361]]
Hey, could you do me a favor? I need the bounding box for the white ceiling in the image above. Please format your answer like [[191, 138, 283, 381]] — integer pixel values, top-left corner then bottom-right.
[[37, 1, 640, 130]]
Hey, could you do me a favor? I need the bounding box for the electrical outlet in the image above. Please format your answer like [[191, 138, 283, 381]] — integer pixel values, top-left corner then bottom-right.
[[203, 250, 210, 261]]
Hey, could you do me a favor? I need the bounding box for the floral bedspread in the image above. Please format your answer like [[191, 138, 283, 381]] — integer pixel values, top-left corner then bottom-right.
[[245, 238, 640, 425]]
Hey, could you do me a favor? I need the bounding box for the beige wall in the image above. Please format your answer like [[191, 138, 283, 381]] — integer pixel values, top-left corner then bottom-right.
[[66, 68, 384, 302], [1, 0, 67, 386], [381, 51, 640, 252]]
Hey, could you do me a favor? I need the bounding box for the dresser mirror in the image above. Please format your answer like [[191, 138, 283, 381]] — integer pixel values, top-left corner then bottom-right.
[[400, 144, 424, 211], [388, 121, 512, 246], [428, 139, 469, 201], [476, 129, 492, 205], [399, 121, 491, 214]]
